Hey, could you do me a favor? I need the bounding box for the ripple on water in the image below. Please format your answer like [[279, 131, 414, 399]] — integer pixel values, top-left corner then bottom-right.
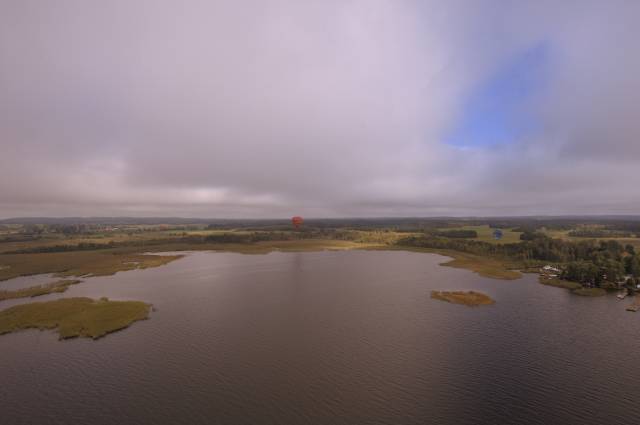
[[2, 250, 640, 425]]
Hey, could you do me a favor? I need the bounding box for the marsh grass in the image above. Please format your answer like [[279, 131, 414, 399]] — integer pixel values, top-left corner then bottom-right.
[[430, 290, 495, 306], [0, 297, 151, 339], [571, 287, 607, 297], [539, 277, 582, 290], [383, 246, 521, 280], [439, 252, 522, 280], [539, 277, 606, 296], [0, 252, 183, 281], [0, 279, 82, 301]]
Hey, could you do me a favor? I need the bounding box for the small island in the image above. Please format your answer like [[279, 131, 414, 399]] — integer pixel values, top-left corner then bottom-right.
[[0, 297, 151, 339], [430, 290, 495, 307]]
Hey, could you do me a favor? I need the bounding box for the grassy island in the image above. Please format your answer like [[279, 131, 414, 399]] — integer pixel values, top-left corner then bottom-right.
[[430, 290, 496, 307], [0, 297, 151, 339]]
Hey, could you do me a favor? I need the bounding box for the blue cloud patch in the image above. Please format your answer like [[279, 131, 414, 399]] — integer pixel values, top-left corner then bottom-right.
[[446, 42, 550, 148]]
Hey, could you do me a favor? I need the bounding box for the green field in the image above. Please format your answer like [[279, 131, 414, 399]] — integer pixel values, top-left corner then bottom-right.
[[437, 225, 523, 244], [541, 227, 640, 249]]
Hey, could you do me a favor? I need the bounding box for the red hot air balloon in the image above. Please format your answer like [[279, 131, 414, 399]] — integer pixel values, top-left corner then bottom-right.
[[291, 216, 303, 229]]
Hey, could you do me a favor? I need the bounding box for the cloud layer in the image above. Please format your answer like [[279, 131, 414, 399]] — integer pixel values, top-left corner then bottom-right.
[[1, 0, 639, 218]]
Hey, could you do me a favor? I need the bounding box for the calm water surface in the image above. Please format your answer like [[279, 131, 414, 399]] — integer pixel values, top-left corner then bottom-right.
[[1, 250, 638, 425]]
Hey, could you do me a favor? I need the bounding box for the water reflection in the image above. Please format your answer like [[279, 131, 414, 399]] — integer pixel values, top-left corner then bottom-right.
[[1, 250, 639, 425]]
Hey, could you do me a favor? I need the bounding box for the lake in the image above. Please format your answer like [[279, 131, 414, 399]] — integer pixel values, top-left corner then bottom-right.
[[1, 250, 639, 425]]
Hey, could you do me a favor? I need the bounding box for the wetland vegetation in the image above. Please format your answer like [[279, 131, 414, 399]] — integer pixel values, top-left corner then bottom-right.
[[430, 290, 496, 306], [0, 251, 183, 282], [0, 279, 82, 301], [0, 297, 151, 339], [571, 287, 607, 297], [539, 278, 582, 290]]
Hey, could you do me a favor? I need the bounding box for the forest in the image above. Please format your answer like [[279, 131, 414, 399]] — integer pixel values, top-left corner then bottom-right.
[[396, 231, 640, 289]]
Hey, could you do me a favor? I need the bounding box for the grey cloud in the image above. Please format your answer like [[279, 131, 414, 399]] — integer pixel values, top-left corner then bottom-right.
[[1, 0, 639, 218]]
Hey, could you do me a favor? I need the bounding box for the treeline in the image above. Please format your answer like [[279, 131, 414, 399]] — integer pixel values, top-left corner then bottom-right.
[[5, 242, 116, 254], [396, 234, 640, 286], [19, 224, 93, 235], [560, 261, 638, 288], [0, 234, 42, 244], [567, 229, 634, 238]]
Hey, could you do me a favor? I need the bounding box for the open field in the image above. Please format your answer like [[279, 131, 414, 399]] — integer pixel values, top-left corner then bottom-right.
[[542, 228, 640, 249], [437, 225, 523, 244], [0, 297, 151, 339], [430, 290, 495, 306]]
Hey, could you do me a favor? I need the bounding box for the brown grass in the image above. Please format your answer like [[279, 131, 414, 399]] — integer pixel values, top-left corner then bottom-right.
[[0, 279, 82, 301], [0, 251, 183, 281], [383, 246, 521, 280], [430, 290, 495, 306], [0, 297, 151, 339]]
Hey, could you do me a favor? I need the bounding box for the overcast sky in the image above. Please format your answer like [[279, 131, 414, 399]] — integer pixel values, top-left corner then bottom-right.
[[1, 0, 639, 218]]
